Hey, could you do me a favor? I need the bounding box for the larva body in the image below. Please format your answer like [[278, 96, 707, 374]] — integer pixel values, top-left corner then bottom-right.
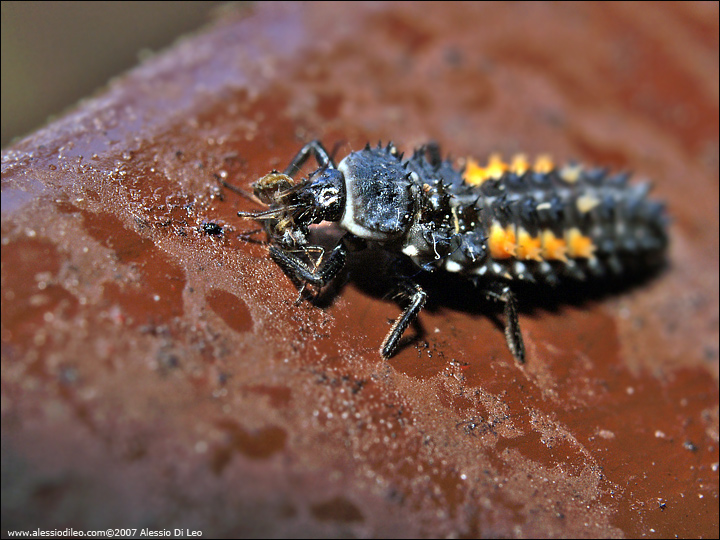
[[240, 141, 668, 361]]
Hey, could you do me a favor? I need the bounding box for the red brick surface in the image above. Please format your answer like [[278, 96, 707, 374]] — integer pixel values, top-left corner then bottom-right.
[[2, 2, 718, 537]]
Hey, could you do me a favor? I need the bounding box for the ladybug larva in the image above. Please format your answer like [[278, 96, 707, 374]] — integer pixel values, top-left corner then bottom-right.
[[238, 140, 668, 362]]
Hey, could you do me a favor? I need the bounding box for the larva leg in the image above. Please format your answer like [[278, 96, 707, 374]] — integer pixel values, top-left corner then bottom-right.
[[484, 283, 526, 363], [381, 281, 427, 359], [283, 140, 336, 177]]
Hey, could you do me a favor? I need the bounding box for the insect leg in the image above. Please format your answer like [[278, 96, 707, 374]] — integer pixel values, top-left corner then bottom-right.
[[484, 283, 525, 363], [381, 281, 428, 359], [283, 140, 336, 176], [270, 241, 347, 289]]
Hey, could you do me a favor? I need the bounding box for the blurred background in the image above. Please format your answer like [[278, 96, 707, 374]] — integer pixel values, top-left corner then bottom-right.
[[1, 1, 225, 148]]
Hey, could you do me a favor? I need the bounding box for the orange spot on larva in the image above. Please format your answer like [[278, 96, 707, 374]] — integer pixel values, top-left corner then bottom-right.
[[510, 154, 530, 175], [516, 228, 543, 261], [463, 158, 485, 185], [541, 230, 567, 262], [566, 227, 596, 258], [534, 155, 555, 174], [463, 154, 508, 185], [489, 223, 516, 259]]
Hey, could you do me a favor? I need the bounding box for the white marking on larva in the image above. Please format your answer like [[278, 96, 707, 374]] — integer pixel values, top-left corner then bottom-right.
[[337, 159, 391, 240], [402, 244, 420, 257], [410, 171, 420, 182], [536, 202, 552, 211], [576, 195, 600, 213], [514, 261, 527, 275], [451, 206, 460, 234], [473, 265, 488, 276], [492, 262, 505, 274], [432, 235, 441, 259], [559, 164, 582, 183], [615, 222, 627, 237], [445, 260, 463, 273]]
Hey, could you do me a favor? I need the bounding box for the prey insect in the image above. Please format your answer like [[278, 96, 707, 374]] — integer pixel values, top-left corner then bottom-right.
[[237, 140, 668, 361]]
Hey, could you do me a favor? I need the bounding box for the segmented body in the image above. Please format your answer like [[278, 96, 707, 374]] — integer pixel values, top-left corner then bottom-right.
[[240, 141, 668, 361], [349, 144, 668, 284]]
